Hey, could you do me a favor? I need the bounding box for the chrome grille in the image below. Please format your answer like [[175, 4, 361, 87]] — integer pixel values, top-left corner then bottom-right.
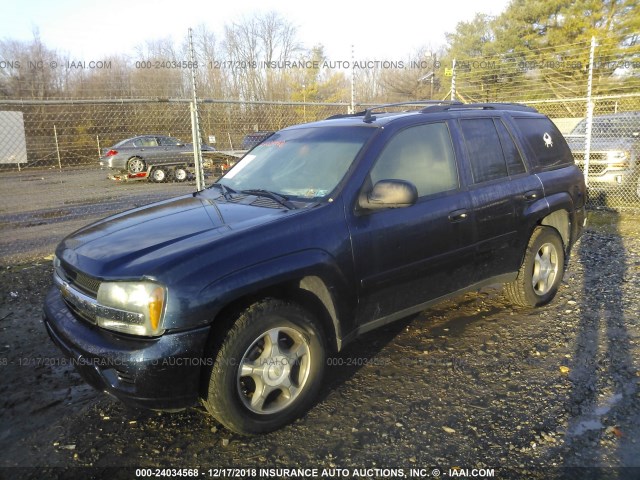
[[58, 264, 101, 297]]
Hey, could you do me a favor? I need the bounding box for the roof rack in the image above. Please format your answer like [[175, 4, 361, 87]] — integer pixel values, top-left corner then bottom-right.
[[325, 100, 463, 122], [421, 102, 538, 113], [361, 100, 463, 123], [325, 101, 538, 123]]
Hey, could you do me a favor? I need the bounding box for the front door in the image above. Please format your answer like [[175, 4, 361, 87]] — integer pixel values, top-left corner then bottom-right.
[[348, 122, 476, 326]]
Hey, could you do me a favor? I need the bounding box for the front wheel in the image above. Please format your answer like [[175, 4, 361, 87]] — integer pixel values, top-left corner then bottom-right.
[[504, 226, 565, 307], [202, 299, 326, 434]]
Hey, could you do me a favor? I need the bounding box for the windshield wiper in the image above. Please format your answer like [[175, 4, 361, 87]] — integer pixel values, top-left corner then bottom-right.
[[210, 183, 236, 201], [241, 189, 296, 210]]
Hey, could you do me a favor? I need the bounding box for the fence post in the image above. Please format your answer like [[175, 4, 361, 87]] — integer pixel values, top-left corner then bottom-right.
[[188, 28, 205, 191], [583, 36, 596, 187], [350, 44, 355, 114], [96, 135, 101, 159], [54, 125, 62, 171], [451, 59, 457, 101]]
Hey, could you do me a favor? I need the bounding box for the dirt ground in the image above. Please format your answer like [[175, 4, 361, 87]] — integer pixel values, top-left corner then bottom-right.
[[1, 210, 639, 480]]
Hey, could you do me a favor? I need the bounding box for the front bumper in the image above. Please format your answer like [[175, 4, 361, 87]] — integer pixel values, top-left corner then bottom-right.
[[43, 287, 211, 410]]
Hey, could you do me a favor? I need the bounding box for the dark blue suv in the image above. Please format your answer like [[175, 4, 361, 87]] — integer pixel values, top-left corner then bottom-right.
[[44, 102, 586, 434]]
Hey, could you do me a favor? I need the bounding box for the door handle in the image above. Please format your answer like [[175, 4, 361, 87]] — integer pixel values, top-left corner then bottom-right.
[[448, 209, 469, 222], [524, 191, 539, 201]]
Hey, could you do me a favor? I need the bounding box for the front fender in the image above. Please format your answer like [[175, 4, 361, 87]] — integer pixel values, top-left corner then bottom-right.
[[195, 249, 355, 344]]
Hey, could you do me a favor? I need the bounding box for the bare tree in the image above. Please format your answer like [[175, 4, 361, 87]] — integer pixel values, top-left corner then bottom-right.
[[223, 11, 301, 101], [378, 46, 445, 102], [0, 29, 65, 99]]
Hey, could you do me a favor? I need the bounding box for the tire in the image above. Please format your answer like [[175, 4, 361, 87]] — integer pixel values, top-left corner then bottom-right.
[[504, 226, 565, 307], [127, 157, 146, 174], [150, 167, 167, 183], [174, 167, 188, 182], [202, 299, 326, 434]]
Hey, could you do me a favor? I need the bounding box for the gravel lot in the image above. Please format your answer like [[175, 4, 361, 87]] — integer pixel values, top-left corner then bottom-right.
[[0, 198, 639, 479]]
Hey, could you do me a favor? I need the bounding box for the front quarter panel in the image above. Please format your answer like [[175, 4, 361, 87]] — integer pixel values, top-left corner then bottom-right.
[[156, 200, 357, 334]]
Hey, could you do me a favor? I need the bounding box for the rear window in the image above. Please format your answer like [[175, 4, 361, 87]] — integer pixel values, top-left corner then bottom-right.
[[514, 117, 574, 169]]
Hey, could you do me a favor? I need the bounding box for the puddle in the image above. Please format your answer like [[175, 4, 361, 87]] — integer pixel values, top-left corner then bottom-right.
[[567, 392, 625, 437], [572, 419, 604, 436]]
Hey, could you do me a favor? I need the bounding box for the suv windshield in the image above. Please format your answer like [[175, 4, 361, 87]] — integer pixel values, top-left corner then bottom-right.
[[217, 126, 375, 200], [570, 116, 640, 137]]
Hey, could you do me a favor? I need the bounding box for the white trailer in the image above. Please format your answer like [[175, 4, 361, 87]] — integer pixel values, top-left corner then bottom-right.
[[0, 111, 28, 169]]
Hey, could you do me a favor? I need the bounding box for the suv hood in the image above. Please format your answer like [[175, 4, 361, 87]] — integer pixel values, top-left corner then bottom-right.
[[57, 194, 289, 278]]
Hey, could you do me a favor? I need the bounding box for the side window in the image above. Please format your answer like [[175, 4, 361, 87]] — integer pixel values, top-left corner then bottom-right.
[[135, 137, 158, 147], [460, 118, 508, 183], [495, 120, 526, 176], [159, 136, 181, 146], [369, 123, 458, 197], [513, 117, 574, 169]]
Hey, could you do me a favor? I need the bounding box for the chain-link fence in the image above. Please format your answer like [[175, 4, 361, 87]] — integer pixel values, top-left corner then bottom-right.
[[0, 99, 350, 263], [0, 99, 349, 170], [1, 94, 639, 263]]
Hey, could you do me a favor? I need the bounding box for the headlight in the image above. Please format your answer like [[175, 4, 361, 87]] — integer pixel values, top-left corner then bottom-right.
[[607, 150, 630, 167], [97, 281, 166, 336]]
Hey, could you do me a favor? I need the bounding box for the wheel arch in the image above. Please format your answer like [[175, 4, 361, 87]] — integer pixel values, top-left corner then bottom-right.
[[539, 209, 570, 248], [197, 275, 343, 400], [127, 155, 145, 164], [203, 276, 342, 354]]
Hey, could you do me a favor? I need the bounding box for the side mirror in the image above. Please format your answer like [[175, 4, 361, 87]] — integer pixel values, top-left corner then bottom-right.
[[359, 179, 418, 210]]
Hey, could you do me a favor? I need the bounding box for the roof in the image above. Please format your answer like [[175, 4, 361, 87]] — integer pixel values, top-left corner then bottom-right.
[[290, 101, 542, 130]]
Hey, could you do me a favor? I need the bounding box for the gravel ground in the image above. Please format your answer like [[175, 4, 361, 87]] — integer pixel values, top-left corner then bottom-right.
[[0, 210, 639, 480]]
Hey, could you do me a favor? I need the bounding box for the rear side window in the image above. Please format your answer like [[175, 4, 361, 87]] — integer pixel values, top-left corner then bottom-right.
[[460, 118, 508, 183], [134, 137, 158, 147], [495, 120, 526, 176], [159, 136, 181, 146], [514, 117, 574, 169], [370, 122, 458, 197]]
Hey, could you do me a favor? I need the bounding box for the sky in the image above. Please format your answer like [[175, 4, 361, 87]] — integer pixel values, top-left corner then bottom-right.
[[1, 0, 511, 61]]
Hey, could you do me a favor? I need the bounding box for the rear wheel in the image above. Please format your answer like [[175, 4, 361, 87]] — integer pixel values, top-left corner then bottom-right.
[[174, 167, 188, 182], [127, 157, 146, 174], [150, 167, 167, 183], [202, 299, 326, 434], [504, 226, 565, 307]]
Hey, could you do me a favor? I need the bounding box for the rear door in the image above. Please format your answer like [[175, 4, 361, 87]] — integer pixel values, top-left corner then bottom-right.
[[458, 117, 543, 279], [348, 121, 476, 326]]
